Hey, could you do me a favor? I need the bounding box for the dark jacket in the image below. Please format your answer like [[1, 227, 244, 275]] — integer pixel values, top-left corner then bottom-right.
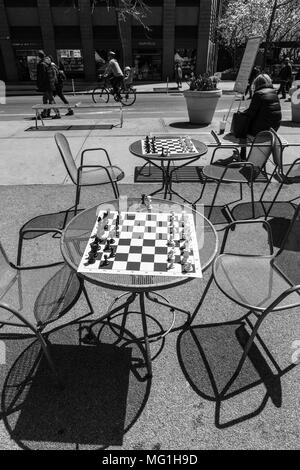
[[279, 64, 292, 82], [243, 86, 282, 136], [36, 59, 57, 92]]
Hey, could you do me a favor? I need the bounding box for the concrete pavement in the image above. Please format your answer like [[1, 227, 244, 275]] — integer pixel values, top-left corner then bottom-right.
[[0, 87, 300, 450]]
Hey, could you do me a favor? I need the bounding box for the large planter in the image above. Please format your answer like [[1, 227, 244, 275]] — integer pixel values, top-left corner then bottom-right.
[[183, 89, 222, 124]]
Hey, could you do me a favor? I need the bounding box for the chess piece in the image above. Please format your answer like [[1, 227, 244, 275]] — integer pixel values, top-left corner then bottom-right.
[[103, 239, 111, 252], [181, 250, 189, 264], [183, 261, 193, 273], [160, 148, 165, 157], [141, 194, 146, 205], [110, 246, 116, 258], [167, 249, 174, 262], [101, 254, 110, 266], [147, 196, 152, 210]]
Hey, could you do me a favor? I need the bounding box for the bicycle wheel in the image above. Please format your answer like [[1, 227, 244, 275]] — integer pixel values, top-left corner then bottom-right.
[[92, 87, 109, 104], [118, 88, 136, 106]]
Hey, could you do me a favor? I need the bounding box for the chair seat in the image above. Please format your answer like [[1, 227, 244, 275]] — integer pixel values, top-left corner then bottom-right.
[[79, 166, 124, 186], [213, 254, 300, 312], [0, 264, 81, 327], [281, 163, 300, 182], [203, 165, 256, 183]]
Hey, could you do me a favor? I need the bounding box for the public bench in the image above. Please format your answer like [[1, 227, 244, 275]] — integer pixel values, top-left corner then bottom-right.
[[32, 102, 123, 129]]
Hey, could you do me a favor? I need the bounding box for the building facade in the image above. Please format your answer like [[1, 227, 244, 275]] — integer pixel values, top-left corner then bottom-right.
[[0, 0, 221, 82]]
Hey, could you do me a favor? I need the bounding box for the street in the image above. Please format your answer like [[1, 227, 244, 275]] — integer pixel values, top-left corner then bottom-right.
[[0, 92, 294, 122]]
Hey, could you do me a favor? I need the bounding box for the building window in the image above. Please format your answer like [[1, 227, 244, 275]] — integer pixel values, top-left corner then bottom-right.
[[4, 0, 37, 6], [50, 0, 78, 6], [175, 0, 199, 6], [57, 49, 84, 77]]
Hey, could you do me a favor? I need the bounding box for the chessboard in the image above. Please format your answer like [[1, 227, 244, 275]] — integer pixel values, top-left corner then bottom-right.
[[142, 135, 198, 156], [77, 209, 202, 278]]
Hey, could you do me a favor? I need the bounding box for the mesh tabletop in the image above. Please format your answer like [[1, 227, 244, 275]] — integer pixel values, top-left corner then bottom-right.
[[61, 197, 218, 292]]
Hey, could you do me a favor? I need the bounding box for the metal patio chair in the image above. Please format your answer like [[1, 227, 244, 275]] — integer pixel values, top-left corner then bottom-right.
[[261, 128, 300, 217], [194, 130, 274, 220], [194, 205, 300, 401], [55, 133, 125, 214], [0, 237, 93, 386]]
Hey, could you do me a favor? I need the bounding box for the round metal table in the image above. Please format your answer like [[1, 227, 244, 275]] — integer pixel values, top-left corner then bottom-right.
[[61, 196, 218, 377], [129, 137, 208, 203]]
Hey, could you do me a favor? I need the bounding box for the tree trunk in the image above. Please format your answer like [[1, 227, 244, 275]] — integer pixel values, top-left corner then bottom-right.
[[263, 0, 278, 69]]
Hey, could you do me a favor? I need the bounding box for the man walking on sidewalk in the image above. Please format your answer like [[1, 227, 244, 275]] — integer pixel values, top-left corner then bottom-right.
[[36, 51, 60, 119]]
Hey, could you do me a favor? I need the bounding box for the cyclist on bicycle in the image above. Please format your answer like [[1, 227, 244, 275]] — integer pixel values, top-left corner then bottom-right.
[[103, 51, 124, 100]]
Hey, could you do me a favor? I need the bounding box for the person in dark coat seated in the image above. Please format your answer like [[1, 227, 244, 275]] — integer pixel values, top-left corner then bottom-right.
[[239, 74, 281, 160], [219, 74, 282, 165]]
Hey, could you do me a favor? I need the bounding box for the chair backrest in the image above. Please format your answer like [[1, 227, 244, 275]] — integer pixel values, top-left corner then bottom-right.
[[54, 133, 77, 183], [270, 128, 284, 171], [274, 204, 300, 286], [0, 241, 17, 300], [247, 130, 274, 170]]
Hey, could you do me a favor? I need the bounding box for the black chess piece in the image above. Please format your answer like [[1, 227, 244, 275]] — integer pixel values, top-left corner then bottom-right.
[[103, 239, 111, 252], [97, 215, 102, 223], [141, 194, 146, 204], [110, 246, 116, 258], [101, 254, 110, 266]]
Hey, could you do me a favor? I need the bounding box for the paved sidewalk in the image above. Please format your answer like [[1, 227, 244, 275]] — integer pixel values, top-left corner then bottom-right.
[[5, 80, 236, 96], [0, 93, 299, 186]]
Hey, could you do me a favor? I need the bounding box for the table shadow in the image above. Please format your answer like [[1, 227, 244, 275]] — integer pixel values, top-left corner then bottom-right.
[[1, 321, 151, 450]]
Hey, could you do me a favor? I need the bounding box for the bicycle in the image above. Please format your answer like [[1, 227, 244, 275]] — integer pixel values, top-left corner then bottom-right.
[[92, 75, 136, 106]]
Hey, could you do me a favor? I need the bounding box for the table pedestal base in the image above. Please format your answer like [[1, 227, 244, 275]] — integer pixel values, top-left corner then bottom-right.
[[83, 291, 191, 378]]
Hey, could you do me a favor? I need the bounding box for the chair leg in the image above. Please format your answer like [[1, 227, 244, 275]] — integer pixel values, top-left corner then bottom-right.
[[208, 180, 222, 220], [265, 181, 284, 218], [194, 178, 207, 206], [74, 184, 81, 216], [112, 181, 119, 199], [35, 329, 64, 389], [17, 230, 24, 265], [250, 182, 255, 218], [259, 167, 276, 202]]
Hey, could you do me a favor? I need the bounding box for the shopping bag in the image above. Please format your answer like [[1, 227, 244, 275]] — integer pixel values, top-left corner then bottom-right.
[[230, 112, 249, 138]]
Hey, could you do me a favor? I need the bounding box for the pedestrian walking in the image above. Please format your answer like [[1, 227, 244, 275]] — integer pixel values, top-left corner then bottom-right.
[[277, 57, 293, 99], [36, 52, 60, 119], [174, 62, 183, 88], [51, 59, 74, 116], [244, 65, 260, 99]]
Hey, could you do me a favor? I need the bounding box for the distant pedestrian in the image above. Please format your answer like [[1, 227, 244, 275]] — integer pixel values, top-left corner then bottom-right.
[[174, 62, 183, 88], [36, 52, 60, 119], [277, 57, 292, 99], [245, 65, 260, 99], [51, 59, 74, 116]]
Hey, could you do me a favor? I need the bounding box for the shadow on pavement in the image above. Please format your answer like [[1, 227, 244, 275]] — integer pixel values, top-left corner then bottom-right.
[[1, 321, 151, 450], [177, 319, 296, 429]]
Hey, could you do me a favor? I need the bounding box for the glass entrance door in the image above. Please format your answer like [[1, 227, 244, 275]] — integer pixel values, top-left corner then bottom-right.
[[132, 49, 162, 81]]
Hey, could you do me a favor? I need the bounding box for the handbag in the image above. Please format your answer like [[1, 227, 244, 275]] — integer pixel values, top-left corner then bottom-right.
[[230, 111, 249, 138]]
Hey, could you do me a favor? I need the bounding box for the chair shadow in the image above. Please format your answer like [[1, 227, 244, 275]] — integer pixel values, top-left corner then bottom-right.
[[230, 201, 296, 247], [177, 319, 296, 429], [0, 320, 151, 450]]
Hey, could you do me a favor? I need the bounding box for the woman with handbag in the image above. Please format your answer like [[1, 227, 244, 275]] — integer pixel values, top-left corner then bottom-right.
[[219, 74, 282, 165]]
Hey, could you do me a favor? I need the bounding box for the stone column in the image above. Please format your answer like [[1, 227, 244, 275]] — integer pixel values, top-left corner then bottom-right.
[[196, 0, 218, 75], [78, 0, 95, 80], [0, 0, 18, 81], [37, 0, 56, 60], [162, 0, 176, 80]]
